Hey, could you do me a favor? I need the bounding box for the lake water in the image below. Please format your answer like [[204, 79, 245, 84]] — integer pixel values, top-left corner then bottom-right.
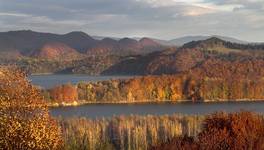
[[50, 101, 264, 119], [30, 75, 264, 119], [29, 74, 134, 88]]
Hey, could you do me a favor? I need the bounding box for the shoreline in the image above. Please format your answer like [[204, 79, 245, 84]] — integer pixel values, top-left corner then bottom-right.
[[30, 73, 55, 75], [30, 72, 136, 76], [47, 99, 264, 107]]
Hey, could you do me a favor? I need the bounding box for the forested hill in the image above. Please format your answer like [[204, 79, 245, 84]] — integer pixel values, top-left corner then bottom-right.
[[182, 37, 264, 51], [103, 37, 264, 76], [0, 30, 166, 74], [0, 30, 165, 57], [2, 32, 264, 76]]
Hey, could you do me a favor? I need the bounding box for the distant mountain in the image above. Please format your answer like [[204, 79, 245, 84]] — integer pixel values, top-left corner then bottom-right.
[[87, 38, 119, 55], [92, 35, 121, 41], [0, 30, 95, 54], [0, 30, 168, 75], [2, 30, 262, 75], [182, 37, 264, 52], [103, 37, 264, 75], [31, 42, 81, 60], [60, 31, 96, 52], [168, 35, 248, 46], [131, 35, 249, 46], [139, 38, 161, 47], [151, 39, 176, 46], [87, 37, 165, 56], [0, 30, 165, 59]]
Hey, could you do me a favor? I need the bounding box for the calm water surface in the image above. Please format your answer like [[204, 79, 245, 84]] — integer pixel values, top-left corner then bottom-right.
[[30, 75, 264, 119], [50, 101, 264, 119], [29, 74, 134, 88]]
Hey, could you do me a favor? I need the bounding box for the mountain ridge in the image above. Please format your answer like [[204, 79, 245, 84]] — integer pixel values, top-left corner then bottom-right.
[[168, 35, 248, 46], [0, 30, 164, 57], [103, 37, 264, 75], [1, 30, 264, 75]]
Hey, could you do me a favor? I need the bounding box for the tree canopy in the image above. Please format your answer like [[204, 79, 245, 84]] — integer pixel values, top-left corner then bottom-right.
[[0, 66, 62, 149]]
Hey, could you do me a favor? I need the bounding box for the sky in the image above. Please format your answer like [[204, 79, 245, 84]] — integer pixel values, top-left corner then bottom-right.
[[0, 0, 264, 42]]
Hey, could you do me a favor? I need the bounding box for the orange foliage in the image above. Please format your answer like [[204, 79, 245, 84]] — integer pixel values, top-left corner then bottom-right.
[[50, 83, 78, 103], [151, 111, 264, 150], [75, 73, 264, 103], [0, 66, 62, 149], [150, 136, 198, 150], [198, 111, 264, 149]]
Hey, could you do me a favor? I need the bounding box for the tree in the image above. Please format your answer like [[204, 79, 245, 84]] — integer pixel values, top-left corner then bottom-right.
[[151, 111, 264, 150], [50, 83, 78, 103], [198, 111, 264, 150], [0, 66, 62, 149]]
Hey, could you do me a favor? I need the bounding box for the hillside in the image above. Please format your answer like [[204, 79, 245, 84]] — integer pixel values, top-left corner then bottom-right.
[[182, 37, 264, 52], [169, 35, 248, 46], [103, 37, 264, 75], [87, 37, 164, 56], [102, 48, 204, 75], [2, 31, 264, 75], [31, 42, 82, 61], [0, 30, 165, 57], [0, 30, 165, 74], [0, 30, 95, 54]]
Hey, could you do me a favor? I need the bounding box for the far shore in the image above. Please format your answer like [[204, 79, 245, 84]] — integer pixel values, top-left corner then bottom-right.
[[30, 73, 55, 75], [47, 99, 264, 107], [30, 73, 137, 76]]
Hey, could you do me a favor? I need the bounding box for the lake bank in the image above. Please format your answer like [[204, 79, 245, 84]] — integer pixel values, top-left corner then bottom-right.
[[47, 98, 264, 107], [50, 100, 264, 118]]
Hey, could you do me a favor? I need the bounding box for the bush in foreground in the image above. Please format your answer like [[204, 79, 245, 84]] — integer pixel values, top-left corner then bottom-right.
[[0, 66, 62, 149], [151, 111, 264, 150]]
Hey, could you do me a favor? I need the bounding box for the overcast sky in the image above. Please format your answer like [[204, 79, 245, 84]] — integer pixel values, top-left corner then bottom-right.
[[0, 0, 263, 42]]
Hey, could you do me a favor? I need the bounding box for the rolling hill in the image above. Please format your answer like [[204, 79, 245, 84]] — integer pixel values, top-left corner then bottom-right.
[[0, 30, 165, 58], [103, 37, 264, 75], [31, 42, 82, 61], [168, 35, 248, 46], [1, 31, 263, 75]]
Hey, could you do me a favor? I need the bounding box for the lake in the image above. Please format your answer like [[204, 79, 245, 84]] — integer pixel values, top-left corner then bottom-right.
[[30, 75, 264, 119], [29, 74, 134, 88], [50, 101, 264, 118]]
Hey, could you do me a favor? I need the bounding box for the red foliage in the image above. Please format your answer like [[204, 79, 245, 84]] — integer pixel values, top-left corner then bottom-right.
[[50, 83, 78, 103], [150, 136, 198, 150], [151, 111, 264, 150]]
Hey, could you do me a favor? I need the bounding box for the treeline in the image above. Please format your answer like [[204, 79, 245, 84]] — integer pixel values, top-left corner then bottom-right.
[[43, 74, 264, 104], [60, 114, 204, 150], [44, 75, 186, 103]]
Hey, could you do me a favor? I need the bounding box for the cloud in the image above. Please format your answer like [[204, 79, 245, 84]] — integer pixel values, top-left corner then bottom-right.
[[0, 12, 31, 17], [0, 0, 263, 41]]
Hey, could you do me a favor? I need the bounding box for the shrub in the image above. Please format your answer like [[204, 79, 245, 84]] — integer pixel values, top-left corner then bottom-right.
[[198, 111, 264, 150], [151, 111, 264, 150]]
